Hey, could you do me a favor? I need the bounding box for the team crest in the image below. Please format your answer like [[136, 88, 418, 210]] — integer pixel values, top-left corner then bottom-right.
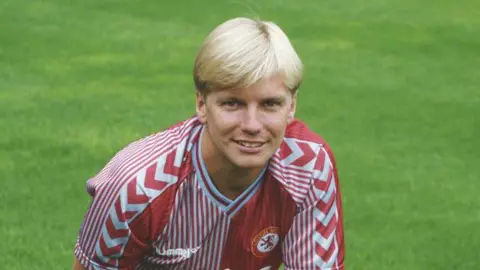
[[251, 226, 280, 257]]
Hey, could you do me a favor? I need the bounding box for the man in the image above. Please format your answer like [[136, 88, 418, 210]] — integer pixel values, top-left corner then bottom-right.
[[73, 17, 345, 270]]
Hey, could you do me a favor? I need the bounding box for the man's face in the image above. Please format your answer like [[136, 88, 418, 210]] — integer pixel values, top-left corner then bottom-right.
[[196, 74, 296, 170]]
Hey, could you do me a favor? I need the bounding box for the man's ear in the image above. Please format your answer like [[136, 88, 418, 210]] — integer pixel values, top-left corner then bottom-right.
[[288, 92, 297, 123], [196, 91, 207, 124]]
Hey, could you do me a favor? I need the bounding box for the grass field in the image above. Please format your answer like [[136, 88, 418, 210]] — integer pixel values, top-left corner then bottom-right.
[[1, 0, 479, 269]]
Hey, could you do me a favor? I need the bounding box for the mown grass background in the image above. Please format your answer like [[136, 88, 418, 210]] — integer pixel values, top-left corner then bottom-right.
[[1, 0, 479, 269]]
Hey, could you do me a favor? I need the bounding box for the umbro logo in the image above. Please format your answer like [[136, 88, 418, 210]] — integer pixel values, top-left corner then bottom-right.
[[155, 246, 201, 259]]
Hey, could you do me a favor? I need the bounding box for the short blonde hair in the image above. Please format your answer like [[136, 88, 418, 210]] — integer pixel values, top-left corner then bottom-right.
[[193, 17, 303, 95]]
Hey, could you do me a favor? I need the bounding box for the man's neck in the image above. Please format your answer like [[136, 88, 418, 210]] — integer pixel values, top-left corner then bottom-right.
[[204, 160, 263, 201], [200, 131, 264, 201]]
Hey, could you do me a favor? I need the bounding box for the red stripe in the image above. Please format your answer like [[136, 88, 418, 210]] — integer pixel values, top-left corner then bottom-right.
[[302, 212, 308, 266], [316, 211, 337, 240], [188, 184, 193, 247], [270, 156, 313, 174], [104, 212, 129, 239], [126, 179, 149, 205], [317, 184, 336, 214], [314, 167, 332, 194], [182, 184, 188, 248], [314, 147, 326, 171], [291, 141, 316, 167], [297, 215, 303, 268], [315, 238, 336, 264], [98, 235, 122, 257], [144, 162, 169, 191], [206, 202, 215, 267]]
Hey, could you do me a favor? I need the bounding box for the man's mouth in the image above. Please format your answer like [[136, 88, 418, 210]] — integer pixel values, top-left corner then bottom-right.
[[234, 140, 266, 148]]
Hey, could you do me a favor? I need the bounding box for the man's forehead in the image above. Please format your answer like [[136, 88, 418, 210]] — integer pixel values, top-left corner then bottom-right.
[[213, 89, 289, 100], [213, 82, 290, 98]]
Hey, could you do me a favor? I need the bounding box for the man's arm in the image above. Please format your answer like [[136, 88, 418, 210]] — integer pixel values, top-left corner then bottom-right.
[[73, 185, 152, 270], [282, 145, 345, 269], [73, 258, 87, 270], [73, 164, 154, 269]]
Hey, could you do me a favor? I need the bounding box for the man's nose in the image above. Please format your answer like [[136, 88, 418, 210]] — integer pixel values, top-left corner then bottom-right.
[[240, 107, 262, 135]]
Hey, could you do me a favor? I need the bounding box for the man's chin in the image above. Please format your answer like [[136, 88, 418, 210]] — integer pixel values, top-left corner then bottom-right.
[[231, 156, 269, 170]]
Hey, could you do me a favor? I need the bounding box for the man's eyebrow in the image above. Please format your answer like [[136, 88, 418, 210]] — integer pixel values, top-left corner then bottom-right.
[[262, 96, 286, 102]]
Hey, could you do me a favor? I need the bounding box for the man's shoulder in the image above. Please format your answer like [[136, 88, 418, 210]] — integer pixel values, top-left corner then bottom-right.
[[75, 118, 203, 266], [284, 119, 328, 145], [277, 119, 332, 166], [268, 119, 336, 207], [86, 116, 202, 198]]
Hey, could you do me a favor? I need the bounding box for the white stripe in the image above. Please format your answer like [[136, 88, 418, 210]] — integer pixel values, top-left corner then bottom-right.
[[296, 215, 301, 268], [303, 212, 308, 266], [322, 176, 336, 203], [313, 232, 337, 268], [314, 157, 331, 182], [181, 183, 187, 251], [100, 223, 129, 250], [314, 202, 337, 227], [215, 217, 229, 268], [210, 217, 220, 269], [204, 202, 215, 268]]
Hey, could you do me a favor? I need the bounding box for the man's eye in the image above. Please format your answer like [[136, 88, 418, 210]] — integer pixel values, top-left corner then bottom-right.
[[264, 100, 281, 108], [221, 100, 241, 108]]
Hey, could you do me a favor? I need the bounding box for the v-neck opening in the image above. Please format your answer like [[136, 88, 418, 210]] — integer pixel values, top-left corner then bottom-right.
[[192, 126, 266, 216]]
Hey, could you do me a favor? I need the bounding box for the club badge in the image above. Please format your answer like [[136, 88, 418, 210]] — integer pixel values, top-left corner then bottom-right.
[[251, 226, 280, 257]]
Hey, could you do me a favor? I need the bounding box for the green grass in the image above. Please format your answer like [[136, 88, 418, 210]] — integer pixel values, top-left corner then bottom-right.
[[1, 0, 479, 269]]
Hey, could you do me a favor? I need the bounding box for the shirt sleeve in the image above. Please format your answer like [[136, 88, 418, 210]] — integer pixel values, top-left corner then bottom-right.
[[282, 145, 346, 270], [74, 158, 154, 270]]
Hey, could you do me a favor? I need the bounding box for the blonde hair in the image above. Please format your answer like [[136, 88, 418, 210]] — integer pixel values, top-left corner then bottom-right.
[[193, 17, 303, 95]]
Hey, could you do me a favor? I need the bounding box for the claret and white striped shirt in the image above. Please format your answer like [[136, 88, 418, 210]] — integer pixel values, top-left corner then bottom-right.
[[74, 116, 345, 270]]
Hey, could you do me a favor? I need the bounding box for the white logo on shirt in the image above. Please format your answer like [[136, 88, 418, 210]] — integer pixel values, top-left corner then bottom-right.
[[251, 226, 281, 257], [257, 233, 280, 253], [155, 246, 201, 259]]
